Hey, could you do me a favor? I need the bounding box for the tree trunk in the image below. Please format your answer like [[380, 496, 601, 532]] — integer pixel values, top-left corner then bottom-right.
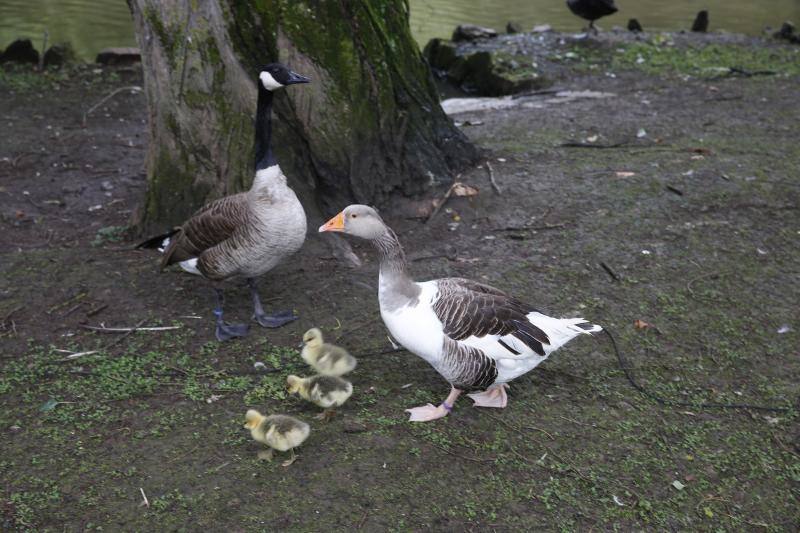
[[128, 0, 478, 232]]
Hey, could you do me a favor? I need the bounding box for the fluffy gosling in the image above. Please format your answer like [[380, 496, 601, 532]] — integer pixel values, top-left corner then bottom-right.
[[244, 409, 310, 466], [286, 374, 353, 421], [301, 328, 357, 376]]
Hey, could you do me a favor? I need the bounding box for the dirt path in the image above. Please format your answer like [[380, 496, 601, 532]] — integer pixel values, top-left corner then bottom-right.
[[1, 39, 798, 530]]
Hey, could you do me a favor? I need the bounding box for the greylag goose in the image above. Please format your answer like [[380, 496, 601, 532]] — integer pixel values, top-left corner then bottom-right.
[[300, 328, 357, 376], [319, 205, 602, 422], [244, 410, 310, 466], [566, 0, 618, 32], [138, 63, 309, 341]]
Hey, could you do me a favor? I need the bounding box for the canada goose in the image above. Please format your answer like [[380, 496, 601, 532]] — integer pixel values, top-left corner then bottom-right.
[[137, 63, 310, 341], [319, 205, 602, 422], [566, 0, 618, 33], [300, 328, 357, 376], [244, 410, 310, 466], [286, 374, 353, 421]]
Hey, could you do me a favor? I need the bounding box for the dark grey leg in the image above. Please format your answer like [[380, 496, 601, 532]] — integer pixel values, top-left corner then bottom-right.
[[212, 287, 249, 341], [248, 278, 297, 328]]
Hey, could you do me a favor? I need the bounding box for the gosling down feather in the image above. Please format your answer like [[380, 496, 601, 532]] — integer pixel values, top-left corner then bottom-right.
[[301, 328, 357, 376], [287, 374, 353, 421], [137, 63, 310, 341], [244, 409, 310, 466], [319, 205, 602, 422]]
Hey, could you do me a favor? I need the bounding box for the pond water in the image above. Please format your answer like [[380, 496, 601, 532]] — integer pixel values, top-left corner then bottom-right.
[[0, 0, 798, 61]]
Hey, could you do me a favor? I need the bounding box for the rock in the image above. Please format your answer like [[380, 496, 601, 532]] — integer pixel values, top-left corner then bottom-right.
[[691, 10, 709, 32], [449, 50, 547, 96], [452, 24, 497, 42], [95, 47, 141, 66], [627, 18, 643, 32], [423, 38, 458, 71], [43, 43, 76, 67], [506, 22, 522, 34], [531, 24, 553, 33], [0, 39, 39, 64], [773, 21, 800, 44]]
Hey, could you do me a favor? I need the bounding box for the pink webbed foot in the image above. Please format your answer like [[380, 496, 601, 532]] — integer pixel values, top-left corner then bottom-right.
[[405, 403, 450, 422], [406, 387, 462, 422], [467, 383, 509, 408]]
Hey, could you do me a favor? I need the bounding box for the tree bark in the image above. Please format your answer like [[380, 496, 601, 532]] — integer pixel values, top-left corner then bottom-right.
[[128, 0, 478, 232]]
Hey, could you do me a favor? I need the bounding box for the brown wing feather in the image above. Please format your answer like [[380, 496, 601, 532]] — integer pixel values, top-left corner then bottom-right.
[[160, 193, 249, 269], [432, 278, 550, 356]]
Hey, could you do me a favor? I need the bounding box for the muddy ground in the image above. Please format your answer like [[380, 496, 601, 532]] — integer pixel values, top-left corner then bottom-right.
[[1, 33, 799, 531]]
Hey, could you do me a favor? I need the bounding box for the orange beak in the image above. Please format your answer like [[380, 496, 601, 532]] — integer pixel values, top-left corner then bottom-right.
[[319, 211, 345, 233]]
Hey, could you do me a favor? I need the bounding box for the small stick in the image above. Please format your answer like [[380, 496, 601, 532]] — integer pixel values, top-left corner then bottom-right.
[[39, 30, 48, 71], [139, 487, 149, 508], [600, 261, 620, 281], [80, 323, 181, 333], [63, 350, 99, 360], [486, 160, 501, 194], [666, 185, 684, 196], [426, 179, 459, 224], [560, 141, 628, 149], [1, 305, 22, 326], [86, 304, 108, 317], [47, 292, 87, 314], [82, 86, 142, 127]]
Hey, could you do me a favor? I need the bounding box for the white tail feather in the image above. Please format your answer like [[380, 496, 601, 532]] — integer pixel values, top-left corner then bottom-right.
[[527, 312, 602, 354]]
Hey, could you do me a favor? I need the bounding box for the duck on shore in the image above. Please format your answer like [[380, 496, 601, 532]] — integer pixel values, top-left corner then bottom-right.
[[319, 205, 602, 422], [566, 0, 618, 33], [137, 63, 310, 341]]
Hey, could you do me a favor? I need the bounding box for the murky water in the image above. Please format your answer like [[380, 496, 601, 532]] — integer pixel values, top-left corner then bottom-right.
[[0, 0, 798, 60]]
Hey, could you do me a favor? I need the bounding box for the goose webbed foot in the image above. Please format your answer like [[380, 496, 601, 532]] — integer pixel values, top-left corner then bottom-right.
[[257, 449, 274, 461], [314, 409, 336, 422], [467, 383, 509, 408], [212, 288, 248, 341], [215, 317, 250, 342], [406, 387, 461, 422], [281, 449, 298, 467], [253, 310, 298, 328], [248, 278, 298, 328]]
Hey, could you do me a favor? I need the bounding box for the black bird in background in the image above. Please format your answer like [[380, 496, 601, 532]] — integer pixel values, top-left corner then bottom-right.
[[691, 10, 709, 32], [566, 0, 618, 33]]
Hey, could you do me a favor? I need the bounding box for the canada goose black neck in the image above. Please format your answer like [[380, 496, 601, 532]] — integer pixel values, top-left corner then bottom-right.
[[254, 85, 276, 172]]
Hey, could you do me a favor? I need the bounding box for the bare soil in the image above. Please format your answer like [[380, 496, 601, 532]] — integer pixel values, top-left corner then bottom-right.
[[1, 35, 799, 531]]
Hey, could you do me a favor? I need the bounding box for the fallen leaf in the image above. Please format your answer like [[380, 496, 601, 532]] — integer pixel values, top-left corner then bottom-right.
[[616, 171, 636, 178], [777, 325, 790, 334], [634, 319, 651, 329], [612, 495, 625, 506], [688, 147, 713, 155], [586, 134, 598, 143], [451, 182, 479, 197], [704, 507, 714, 518], [671, 480, 685, 491], [15, 210, 25, 219], [636, 128, 647, 138], [684, 474, 696, 482], [764, 416, 780, 425], [39, 399, 59, 412]]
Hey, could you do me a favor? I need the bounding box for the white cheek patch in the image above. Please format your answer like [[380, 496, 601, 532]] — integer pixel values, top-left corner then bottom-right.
[[259, 71, 284, 91]]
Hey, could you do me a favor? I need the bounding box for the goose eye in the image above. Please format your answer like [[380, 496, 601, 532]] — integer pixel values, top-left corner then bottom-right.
[[351, 213, 358, 219]]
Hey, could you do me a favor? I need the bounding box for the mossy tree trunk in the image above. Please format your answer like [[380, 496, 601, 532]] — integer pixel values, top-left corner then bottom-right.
[[128, 0, 478, 232]]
